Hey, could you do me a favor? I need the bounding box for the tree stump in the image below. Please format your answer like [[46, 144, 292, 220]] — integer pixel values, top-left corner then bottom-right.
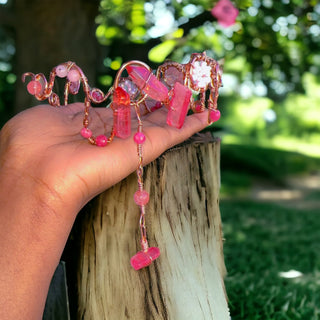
[[77, 136, 229, 319]]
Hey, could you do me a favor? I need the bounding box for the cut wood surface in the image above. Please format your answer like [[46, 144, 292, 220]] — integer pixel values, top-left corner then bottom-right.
[[77, 136, 229, 319]]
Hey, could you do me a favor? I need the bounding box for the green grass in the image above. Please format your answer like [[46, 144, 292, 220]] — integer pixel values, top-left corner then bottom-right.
[[221, 200, 320, 320], [220, 143, 320, 197], [218, 143, 320, 319]]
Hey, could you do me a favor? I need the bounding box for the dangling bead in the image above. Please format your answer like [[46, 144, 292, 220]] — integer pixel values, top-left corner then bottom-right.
[[134, 132, 146, 144], [80, 127, 92, 139], [209, 109, 221, 122], [134, 190, 149, 206], [27, 80, 42, 95], [130, 247, 160, 270], [56, 64, 68, 78], [95, 134, 108, 147], [67, 69, 81, 82]]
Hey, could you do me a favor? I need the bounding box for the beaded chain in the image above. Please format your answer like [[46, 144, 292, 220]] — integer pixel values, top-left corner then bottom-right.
[[23, 52, 222, 270]]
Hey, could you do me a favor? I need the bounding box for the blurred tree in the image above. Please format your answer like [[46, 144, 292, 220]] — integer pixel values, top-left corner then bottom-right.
[[95, 0, 320, 101]]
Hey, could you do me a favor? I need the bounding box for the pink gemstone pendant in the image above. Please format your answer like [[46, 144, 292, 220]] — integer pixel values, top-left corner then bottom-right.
[[112, 87, 131, 139], [126, 65, 168, 102], [130, 247, 160, 270], [167, 82, 192, 129]]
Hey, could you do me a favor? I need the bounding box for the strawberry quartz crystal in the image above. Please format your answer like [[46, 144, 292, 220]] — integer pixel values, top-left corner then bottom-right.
[[112, 87, 131, 139], [167, 82, 192, 129], [130, 247, 160, 270], [126, 65, 168, 102]]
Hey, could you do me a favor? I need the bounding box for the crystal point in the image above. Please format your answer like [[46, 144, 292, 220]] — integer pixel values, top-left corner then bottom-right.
[[130, 247, 160, 270], [126, 65, 168, 102], [167, 82, 192, 129], [112, 87, 131, 139]]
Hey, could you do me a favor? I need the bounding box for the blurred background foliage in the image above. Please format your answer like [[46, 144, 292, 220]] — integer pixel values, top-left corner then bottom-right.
[[1, 0, 319, 156]]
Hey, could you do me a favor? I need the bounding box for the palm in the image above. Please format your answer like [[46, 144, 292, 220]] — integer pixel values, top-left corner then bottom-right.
[[2, 103, 208, 212]]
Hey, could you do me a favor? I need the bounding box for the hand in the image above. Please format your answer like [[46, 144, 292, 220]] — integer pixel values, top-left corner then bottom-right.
[[1, 102, 209, 214], [0, 102, 209, 319]]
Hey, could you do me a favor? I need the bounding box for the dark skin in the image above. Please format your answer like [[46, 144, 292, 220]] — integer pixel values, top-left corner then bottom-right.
[[0, 103, 210, 319]]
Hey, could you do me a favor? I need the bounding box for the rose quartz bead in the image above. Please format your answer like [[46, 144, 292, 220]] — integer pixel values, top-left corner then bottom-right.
[[95, 134, 108, 147], [130, 247, 160, 270], [80, 127, 92, 139], [133, 132, 146, 144], [134, 190, 149, 206], [126, 65, 168, 102], [27, 80, 42, 95], [167, 82, 192, 129], [56, 64, 68, 78], [67, 69, 81, 82], [209, 109, 221, 122]]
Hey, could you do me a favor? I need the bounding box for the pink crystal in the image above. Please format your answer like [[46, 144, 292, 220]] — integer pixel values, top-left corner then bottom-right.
[[209, 109, 221, 122], [96, 135, 108, 147], [134, 190, 149, 206], [211, 0, 239, 27], [130, 247, 160, 270], [80, 127, 92, 139], [27, 80, 42, 95], [112, 87, 131, 139], [167, 82, 192, 129], [126, 65, 168, 102], [56, 64, 68, 78]]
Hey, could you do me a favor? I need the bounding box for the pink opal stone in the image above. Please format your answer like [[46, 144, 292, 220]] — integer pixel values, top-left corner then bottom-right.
[[56, 64, 68, 78], [130, 247, 160, 270], [134, 190, 149, 206], [126, 65, 168, 102], [112, 87, 131, 139], [95, 134, 108, 147], [67, 69, 81, 82], [91, 90, 104, 102], [209, 109, 221, 122], [80, 127, 92, 139], [167, 82, 192, 129], [27, 80, 42, 95]]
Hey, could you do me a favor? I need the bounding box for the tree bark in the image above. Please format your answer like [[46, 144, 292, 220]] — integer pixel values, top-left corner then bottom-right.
[[77, 137, 229, 319], [12, 0, 100, 113]]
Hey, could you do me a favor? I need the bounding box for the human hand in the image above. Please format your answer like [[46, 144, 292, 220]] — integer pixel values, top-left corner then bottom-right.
[[0, 102, 209, 219]]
